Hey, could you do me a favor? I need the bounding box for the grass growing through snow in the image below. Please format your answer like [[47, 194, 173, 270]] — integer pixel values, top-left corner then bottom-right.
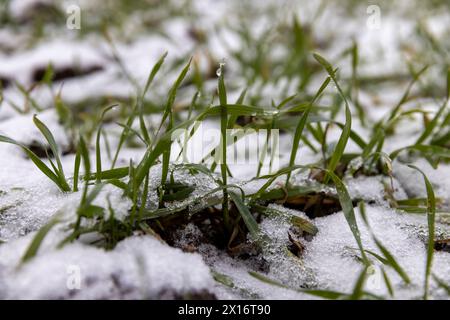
[[1, 1, 450, 299], [5, 49, 449, 299]]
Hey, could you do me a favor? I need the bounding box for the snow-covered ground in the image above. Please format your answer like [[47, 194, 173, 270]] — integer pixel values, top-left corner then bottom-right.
[[0, 0, 449, 299]]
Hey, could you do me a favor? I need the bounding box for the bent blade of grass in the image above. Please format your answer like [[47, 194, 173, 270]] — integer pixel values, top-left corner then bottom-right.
[[416, 69, 450, 144], [433, 274, 450, 295], [140, 184, 240, 219], [407, 165, 436, 300], [387, 65, 428, 122], [349, 266, 368, 300], [286, 76, 331, 185], [156, 57, 192, 135], [87, 166, 129, 181], [313, 53, 352, 184], [229, 191, 259, 239], [0, 135, 64, 191], [326, 169, 369, 265], [139, 52, 168, 147], [15, 81, 43, 112], [115, 122, 147, 146], [95, 105, 117, 183], [33, 115, 70, 191], [416, 100, 449, 145], [362, 127, 384, 159], [373, 238, 411, 284], [249, 164, 307, 201], [381, 267, 394, 298], [111, 104, 135, 169], [359, 201, 410, 284], [142, 51, 168, 98], [390, 144, 450, 162], [160, 58, 192, 185]]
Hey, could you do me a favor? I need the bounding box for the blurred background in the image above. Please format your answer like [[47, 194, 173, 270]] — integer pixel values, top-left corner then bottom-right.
[[0, 0, 449, 123]]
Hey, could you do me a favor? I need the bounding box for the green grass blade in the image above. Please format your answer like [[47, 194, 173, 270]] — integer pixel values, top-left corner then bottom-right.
[[374, 238, 411, 284], [142, 51, 168, 98], [286, 76, 330, 185], [407, 165, 436, 300], [21, 217, 60, 263], [111, 106, 135, 169], [88, 166, 129, 180], [416, 91, 449, 145], [73, 146, 81, 192], [33, 115, 70, 191], [0, 135, 64, 190], [313, 53, 352, 184], [160, 58, 192, 185], [390, 144, 450, 161], [433, 274, 450, 295], [359, 201, 410, 284], [217, 62, 230, 230], [381, 267, 394, 298], [229, 191, 259, 239], [326, 169, 369, 265], [349, 266, 368, 300], [156, 57, 192, 135], [139, 52, 168, 146], [95, 105, 117, 183], [387, 65, 428, 122]]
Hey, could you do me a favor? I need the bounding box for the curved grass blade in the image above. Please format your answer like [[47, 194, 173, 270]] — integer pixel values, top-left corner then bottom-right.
[[390, 144, 450, 162], [0, 135, 64, 191], [326, 169, 369, 266], [95, 105, 117, 183], [33, 115, 70, 191], [407, 165, 436, 300], [21, 217, 60, 264], [358, 201, 410, 285], [349, 266, 368, 300], [286, 76, 330, 185], [229, 191, 259, 238], [160, 58, 192, 185], [313, 53, 352, 184]]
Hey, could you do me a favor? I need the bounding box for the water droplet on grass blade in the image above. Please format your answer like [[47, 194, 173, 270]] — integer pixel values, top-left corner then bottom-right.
[[216, 60, 226, 77]]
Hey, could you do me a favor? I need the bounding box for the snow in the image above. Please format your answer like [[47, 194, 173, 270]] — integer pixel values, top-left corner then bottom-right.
[[304, 205, 450, 299], [0, 234, 214, 299], [394, 159, 450, 207]]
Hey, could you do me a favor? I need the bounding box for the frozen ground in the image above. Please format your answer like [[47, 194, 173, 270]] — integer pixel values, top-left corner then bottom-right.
[[0, 0, 449, 299]]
